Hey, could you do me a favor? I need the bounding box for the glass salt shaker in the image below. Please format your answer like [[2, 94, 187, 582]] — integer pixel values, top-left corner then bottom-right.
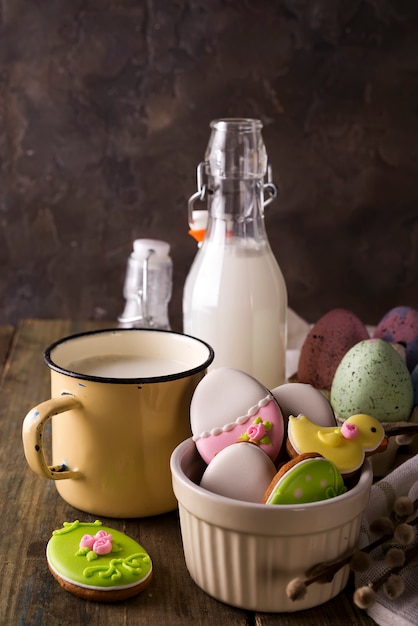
[[118, 239, 172, 330], [183, 118, 287, 389]]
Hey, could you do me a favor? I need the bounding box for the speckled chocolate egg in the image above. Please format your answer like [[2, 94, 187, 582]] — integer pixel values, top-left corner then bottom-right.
[[330, 338, 414, 422], [298, 309, 369, 390], [373, 306, 418, 372]]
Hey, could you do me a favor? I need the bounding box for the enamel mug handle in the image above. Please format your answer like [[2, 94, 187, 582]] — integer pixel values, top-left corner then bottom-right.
[[22, 395, 83, 480]]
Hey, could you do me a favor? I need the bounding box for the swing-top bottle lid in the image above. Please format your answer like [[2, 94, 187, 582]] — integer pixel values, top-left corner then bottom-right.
[[132, 239, 170, 260]]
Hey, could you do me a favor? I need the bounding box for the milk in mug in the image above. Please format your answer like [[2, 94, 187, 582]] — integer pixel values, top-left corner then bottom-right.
[[67, 354, 190, 378]]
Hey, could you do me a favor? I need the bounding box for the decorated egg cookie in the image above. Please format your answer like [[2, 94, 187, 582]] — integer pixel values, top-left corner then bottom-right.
[[271, 382, 337, 427], [200, 442, 277, 502], [46, 520, 152, 601], [286, 413, 387, 476], [263, 453, 347, 505], [190, 367, 285, 464]]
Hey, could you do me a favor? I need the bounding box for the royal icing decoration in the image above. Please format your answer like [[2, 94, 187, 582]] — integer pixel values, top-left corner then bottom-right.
[[192, 394, 274, 440], [193, 395, 284, 463], [238, 417, 272, 446], [265, 457, 347, 505], [340, 422, 359, 440], [190, 367, 286, 464], [47, 520, 152, 589], [78, 530, 114, 559], [287, 413, 386, 475]]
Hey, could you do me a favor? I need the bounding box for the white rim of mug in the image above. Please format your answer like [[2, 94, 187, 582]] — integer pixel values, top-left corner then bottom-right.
[[44, 327, 215, 384]]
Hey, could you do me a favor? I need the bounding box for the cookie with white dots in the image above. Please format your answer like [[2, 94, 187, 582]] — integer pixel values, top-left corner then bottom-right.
[[263, 453, 347, 505]]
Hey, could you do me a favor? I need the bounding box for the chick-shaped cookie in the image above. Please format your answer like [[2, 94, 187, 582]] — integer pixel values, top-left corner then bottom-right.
[[286, 413, 387, 476]]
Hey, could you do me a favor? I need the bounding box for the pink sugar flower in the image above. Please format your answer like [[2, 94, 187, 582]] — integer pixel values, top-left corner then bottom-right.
[[80, 534, 95, 549], [79, 530, 113, 555], [92, 536, 113, 555], [247, 422, 267, 441], [94, 530, 112, 542]]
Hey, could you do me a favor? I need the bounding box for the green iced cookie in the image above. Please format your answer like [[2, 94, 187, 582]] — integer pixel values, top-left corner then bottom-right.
[[46, 520, 152, 601], [264, 455, 347, 505]]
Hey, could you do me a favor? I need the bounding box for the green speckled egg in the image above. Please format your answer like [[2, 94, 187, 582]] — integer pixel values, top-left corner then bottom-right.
[[330, 338, 413, 422]]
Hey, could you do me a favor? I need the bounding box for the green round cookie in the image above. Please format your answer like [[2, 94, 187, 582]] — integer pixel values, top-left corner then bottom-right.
[[46, 520, 152, 601]]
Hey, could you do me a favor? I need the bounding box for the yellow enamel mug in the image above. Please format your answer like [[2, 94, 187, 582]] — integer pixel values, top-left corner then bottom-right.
[[22, 328, 213, 518]]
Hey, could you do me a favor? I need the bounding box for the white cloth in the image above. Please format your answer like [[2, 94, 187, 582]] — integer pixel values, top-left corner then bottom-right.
[[356, 455, 418, 626], [285, 308, 310, 378]]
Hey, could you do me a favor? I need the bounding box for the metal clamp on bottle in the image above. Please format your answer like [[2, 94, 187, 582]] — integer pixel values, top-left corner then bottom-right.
[[188, 161, 209, 243], [187, 161, 279, 243]]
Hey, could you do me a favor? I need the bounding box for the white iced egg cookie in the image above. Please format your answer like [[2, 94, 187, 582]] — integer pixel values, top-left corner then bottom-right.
[[190, 367, 285, 464], [271, 382, 337, 427], [200, 442, 277, 502]]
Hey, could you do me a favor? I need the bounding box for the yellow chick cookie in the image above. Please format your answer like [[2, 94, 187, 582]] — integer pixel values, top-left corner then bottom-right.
[[286, 413, 387, 476]]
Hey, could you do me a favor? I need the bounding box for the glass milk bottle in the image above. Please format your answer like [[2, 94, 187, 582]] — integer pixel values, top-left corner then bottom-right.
[[183, 118, 287, 389]]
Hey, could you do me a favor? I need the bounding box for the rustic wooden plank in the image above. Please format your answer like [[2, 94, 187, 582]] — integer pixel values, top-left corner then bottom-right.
[[0, 323, 14, 378], [0, 320, 250, 625]]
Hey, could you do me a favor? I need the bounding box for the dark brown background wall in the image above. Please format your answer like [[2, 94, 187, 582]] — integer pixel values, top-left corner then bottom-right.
[[1, 0, 418, 331]]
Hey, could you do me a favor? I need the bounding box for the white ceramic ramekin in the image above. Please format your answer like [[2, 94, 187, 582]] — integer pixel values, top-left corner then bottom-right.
[[171, 438, 373, 613]]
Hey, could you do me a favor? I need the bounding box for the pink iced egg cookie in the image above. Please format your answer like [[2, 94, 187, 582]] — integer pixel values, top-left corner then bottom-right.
[[190, 367, 285, 464]]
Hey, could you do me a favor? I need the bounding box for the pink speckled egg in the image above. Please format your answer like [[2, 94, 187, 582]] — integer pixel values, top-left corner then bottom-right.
[[298, 309, 369, 390], [373, 306, 418, 372], [190, 367, 285, 464]]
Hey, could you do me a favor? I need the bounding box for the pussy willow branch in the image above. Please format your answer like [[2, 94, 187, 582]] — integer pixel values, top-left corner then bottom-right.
[[384, 424, 418, 438], [302, 508, 418, 589], [366, 542, 418, 593]]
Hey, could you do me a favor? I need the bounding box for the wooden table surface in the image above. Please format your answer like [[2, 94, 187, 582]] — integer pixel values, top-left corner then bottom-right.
[[0, 319, 377, 625]]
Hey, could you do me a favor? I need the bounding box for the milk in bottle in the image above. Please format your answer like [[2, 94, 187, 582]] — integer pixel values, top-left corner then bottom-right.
[[183, 118, 287, 389]]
